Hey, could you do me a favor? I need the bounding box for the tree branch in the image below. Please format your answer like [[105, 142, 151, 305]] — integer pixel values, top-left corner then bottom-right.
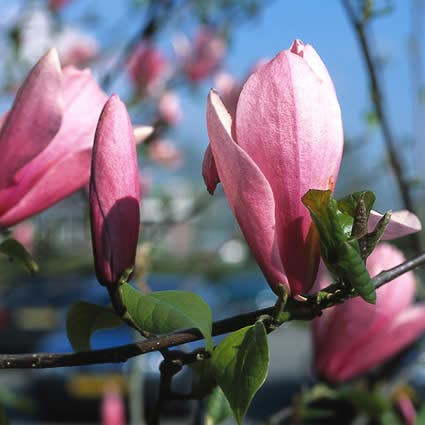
[[341, 0, 421, 252], [0, 250, 425, 370]]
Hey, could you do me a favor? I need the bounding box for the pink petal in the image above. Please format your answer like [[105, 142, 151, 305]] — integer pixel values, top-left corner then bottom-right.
[[314, 244, 417, 382], [11, 221, 34, 253], [396, 394, 417, 425], [368, 210, 422, 240], [290, 40, 336, 89], [207, 90, 287, 293], [235, 43, 343, 294], [333, 305, 425, 382], [0, 49, 63, 188], [0, 66, 108, 219], [202, 144, 220, 194], [90, 95, 140, 286], [0, 149, 92, 227]]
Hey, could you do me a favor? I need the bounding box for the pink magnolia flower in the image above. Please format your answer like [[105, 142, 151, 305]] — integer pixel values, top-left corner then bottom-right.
[[127, 42, 168, 94], [213, 61, 268, 117], [56, 28, 98, 67], [203, 40, 343, 295], [49, 0, 71, 11], [203, 39, 421, 296], [148, 139, 182, 169], [90, 95, 140, 287], [178, 27, 226, 83], [158, 91, 182, 125], [313, 243, 425, 383], [0, 49, 151, 229]]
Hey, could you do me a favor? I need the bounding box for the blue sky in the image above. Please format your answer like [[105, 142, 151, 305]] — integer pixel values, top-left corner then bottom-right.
[[177, 1, 419, 210], [1, 1, 421, 211]]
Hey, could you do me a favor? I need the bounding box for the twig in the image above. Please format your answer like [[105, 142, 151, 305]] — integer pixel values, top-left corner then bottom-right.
[[341, 0, 421, 252], [0, 250, 425, 369], [373, 250, 425, 288]]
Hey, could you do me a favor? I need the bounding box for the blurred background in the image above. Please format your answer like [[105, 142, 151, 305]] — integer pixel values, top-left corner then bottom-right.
[[0, 0, 424, 424]]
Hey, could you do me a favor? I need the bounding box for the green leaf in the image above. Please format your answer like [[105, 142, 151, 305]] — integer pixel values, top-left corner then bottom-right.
[[212, 321, 269, 425], [333, 240, 376, 304], [0, 238, 38, 275], [302, 189, 347, 261], [417, 404, 425, 425], [120, 283, 213, 350], [303, 189, 375, 303], [206, 386, 232, 425], [66, 301, 122, 351], [337, 191, 376, 219]]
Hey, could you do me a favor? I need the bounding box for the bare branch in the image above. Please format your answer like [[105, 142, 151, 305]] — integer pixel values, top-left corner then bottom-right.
[[341, 0, 421, 252], [1, 250, 425, 370]]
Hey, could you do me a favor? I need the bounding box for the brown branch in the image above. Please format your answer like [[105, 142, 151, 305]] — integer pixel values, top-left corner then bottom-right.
[[341, 0, 421, 252], [1, 250, 425, 370]]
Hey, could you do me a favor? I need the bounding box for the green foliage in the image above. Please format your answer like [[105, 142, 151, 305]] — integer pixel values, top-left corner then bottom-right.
[[417, 404, 425, 424], [212, 321, 269, 425], [206, 386, 233, 425], [302, 189, 377, 303], [66, 301, 122, 351], [379, 410, 402, 425], [0, 404, 8, 425], [120, 283, 213, 350], [337, 191, 376, 220], [0, 238, 38, 275]]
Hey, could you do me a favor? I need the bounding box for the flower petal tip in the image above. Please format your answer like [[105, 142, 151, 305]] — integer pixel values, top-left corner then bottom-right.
[[369, 209, 422, 240], [134, 126, 154, 144]]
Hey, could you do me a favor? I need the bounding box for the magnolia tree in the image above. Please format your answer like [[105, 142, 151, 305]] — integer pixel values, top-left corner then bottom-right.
[[1, 1, 425, 425]]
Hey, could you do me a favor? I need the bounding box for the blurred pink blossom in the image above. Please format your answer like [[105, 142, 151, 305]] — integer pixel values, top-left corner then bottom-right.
[[56, 28, 98, 67], [12, 221, 34, 253], [139, 170, 152, 198], [396, 393, 417, 425], [148, 139, 182, 169], [313, 243, 425, 383], [177, 27, 226, 83], [101, 386, 126, 425], [158, 91, 182, 125], [49, 0, 71, 11], [127, 41, 168, 94], [214, 60, 268, 116], [213, 72, 241, 118]]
